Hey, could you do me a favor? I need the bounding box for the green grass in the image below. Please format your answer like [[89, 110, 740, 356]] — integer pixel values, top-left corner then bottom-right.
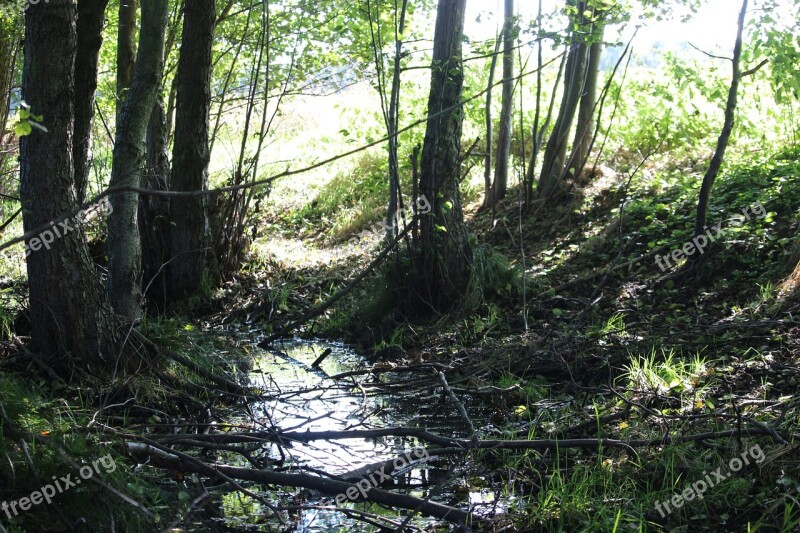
[[0, 373, 157, 531], [619, 348, 709, 398]]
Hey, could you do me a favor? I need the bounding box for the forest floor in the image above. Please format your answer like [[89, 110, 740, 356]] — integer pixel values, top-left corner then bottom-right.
[[227, 147, 800, 531], [1, 149, 800, 532]]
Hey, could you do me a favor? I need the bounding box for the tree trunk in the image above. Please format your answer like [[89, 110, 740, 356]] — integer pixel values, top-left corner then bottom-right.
[[482, 35, 499, 208], [116, 0, 138, 122], [693, 0, 747, 241], [107, 0, 168, 320], [74, 0, 110, 204], [537, 0, 588, 199], [492, 0, 514, 204], [524, 0, 543, 205], [417, 0, 471, 309], [0, 20, 18, 142], [568, 26, 603, 181], [140, 94, 171, 312], [526, 32, 565, 206], [20, 0, 117, 367], [169, 0, 215, 299], [385, 0, 408, 239]]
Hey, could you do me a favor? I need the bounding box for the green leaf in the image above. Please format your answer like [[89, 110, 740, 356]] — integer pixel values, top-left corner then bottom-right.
[[434, 224, 447, 233], [14, 120, 32, 136]]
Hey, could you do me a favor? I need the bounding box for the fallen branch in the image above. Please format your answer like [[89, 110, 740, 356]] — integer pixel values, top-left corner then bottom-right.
[[329, 362, 451, 380], [311, 347, 333, 368], [438, 372, 475, 438], [451, 384, 521, 396], [127, 443, 472, 525], [133, 330, 250, 396], [141, 426, 788, 453]]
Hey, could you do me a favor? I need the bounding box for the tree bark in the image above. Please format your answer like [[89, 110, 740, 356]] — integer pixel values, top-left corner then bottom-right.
[[169, 0, 215, 299], [116, 0, 138, 122], [492, 0, 514, 204], [385, 0, 408, 239], [537, 0, 588, 199], [568, 25, 604, 181], [524, 0, 543, 204], [74, 0, 110, 204], [107, 0, 168, 320], [525, 8, 561, 206], [0, 21, 18, 148], [417, 0, 471, 309], [693, 0, 747, 241], [482, 35, 500, 208], [20, 0, 117, 367], [140, 95, 171, 311]]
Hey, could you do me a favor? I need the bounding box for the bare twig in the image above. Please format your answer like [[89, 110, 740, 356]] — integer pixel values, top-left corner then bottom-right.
[[438, 372, 475, 438], [742, 58, 769, 77], [688, 42, 732, 62]]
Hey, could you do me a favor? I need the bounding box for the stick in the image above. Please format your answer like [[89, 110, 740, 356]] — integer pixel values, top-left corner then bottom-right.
[[128, 445, 472, 525]]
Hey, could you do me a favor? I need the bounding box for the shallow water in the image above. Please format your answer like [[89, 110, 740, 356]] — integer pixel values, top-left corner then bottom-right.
[[196, 338, 509, 532]]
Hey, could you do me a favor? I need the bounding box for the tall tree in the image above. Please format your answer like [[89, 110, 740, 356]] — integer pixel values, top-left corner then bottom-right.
[[693, 0, 748, 244], [567, 20, 604, 181], [168, 0, 216, 299], [20, 0, 117, 366], [417, 0, 471, 308], [385, 0, 409, 238], [141, 0, 183, 310], [73, 0, 110, 203], [116, 0, 138, 120], [0, 18, 18, 145], [107, 0, 168, 320], [140, 95, 171, 311], [537, 0, 589, 199], [524, 0, 547, 204], [481, 33, 500, 209], [491, 0, 514, 205]]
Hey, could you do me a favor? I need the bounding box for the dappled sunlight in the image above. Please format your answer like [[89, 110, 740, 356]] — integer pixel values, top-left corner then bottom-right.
[[0, 0, 798, 530]]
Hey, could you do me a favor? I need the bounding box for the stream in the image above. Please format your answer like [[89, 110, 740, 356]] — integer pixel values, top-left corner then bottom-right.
[[192, 338, 512, 532]]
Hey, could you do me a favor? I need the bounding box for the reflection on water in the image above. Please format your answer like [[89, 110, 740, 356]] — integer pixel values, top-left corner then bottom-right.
[[196, 338, 508, 532]]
